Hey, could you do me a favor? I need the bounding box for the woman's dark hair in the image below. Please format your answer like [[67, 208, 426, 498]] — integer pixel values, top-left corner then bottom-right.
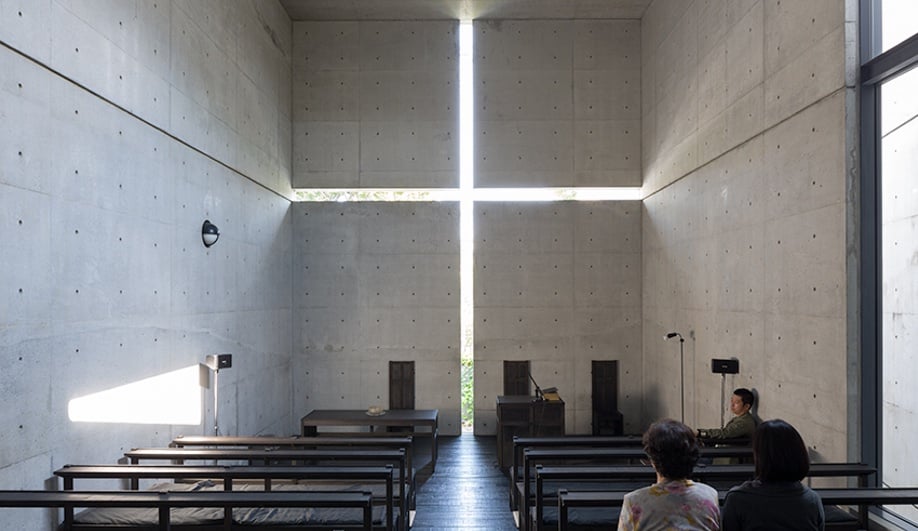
[[642, 419, 699, 479], [754, 419, 810, 482]]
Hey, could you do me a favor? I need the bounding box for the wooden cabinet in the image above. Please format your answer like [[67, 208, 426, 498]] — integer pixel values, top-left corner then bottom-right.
[[496, 396, 565, 469]]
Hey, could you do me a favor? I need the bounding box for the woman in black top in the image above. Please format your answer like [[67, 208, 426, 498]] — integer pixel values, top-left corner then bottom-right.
[[721, 419, 824, 531]]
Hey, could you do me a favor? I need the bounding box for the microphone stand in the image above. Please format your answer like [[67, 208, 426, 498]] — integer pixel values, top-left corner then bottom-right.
[[528, 371, 543, 400], [665, 332, 685, 423], [213, 368, 220, 436], [679, 337, 685, 423]]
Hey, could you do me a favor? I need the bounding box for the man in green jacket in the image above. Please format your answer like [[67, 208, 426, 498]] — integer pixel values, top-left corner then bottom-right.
[[697, 388, 756, 440]]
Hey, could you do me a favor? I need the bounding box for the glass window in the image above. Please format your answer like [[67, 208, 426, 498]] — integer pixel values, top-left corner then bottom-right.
[[880, 64, 918, 526], [880, 65, 918, 135], [881, 0, 918, 52]]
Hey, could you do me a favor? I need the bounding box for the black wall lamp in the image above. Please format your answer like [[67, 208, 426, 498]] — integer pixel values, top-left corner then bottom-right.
[[202, 220, 220, 247]]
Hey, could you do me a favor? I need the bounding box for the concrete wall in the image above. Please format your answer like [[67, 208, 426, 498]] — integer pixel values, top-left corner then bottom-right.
[[290, 17, 643, 436], [474, 202, 643, 434], [881, 64, 918, 522], [475, 19, 641, 187], [0, 2, 293, 527], [2, 0, 293, 197], [641, 0, 852, 461], [0, 3, 868, 525], [292, 202, 462, 435], [291, 18, 641, 189], [291, 20, 459, 188], [470, 20, 644, 434]]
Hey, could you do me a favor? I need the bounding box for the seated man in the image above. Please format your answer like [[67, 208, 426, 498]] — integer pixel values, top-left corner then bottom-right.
[[697, 388, 756, 441]]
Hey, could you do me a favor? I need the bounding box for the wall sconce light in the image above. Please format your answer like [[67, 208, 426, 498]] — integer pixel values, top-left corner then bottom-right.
[[202, 220, 220, 247]]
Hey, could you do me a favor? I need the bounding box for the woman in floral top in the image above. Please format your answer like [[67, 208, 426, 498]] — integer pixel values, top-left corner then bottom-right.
[[618, 419, 721, 530]]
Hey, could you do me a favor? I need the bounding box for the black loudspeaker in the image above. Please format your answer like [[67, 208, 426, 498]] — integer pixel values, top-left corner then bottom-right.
[[711, 358, 739, 374], [206, 354, 232, 370]]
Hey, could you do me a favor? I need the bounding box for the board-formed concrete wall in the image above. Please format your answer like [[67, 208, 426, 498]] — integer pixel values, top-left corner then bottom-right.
[[474, 201, 643, 434], [0, 2, 293, 527], [640, 0, 852, 462], [292, 202, 462, 434], [291, 20, 459, 188]]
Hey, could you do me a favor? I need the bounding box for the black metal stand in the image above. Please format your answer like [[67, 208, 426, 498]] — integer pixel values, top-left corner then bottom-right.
[[710, 358, 740, 429], [666, 332, 686, 424], [679, 337, 685, 424], [213, 369, 220, 435]]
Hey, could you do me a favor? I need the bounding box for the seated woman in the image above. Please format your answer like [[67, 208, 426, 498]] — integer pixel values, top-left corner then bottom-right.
[[618, 419, 720, 531], [721, 419, 824, 531]]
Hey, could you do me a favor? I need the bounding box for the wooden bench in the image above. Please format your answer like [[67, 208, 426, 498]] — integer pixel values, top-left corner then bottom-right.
[[0, 489, 374, 531], [509, 436, 644, 509], [517, 445, 753, 531], [169, 436, 415, 497], [55, 464, 397, 531], [698, 436, 751, 447], [533, 463, 875, 531], [170, 436, 414, 470], [300, 409, 439, 473], [556, 487, 918, 531], [125, 448, 407, 481], [124, 448, 410, 531], [509, 435, 749, 510], [170, 435, 413, 449]]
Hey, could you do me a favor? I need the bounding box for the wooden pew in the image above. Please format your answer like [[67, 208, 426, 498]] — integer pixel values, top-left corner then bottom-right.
[[170, 436, 415, 471], [517, 445, 753, 531], [533, 463, 875, 531], [124, 447, 410, 531], [170, 435, 413, 448], [556, 487, 918, 531], [698, 436, 751, 447], [300, 409, 439, 473], [508, 436, 644, 509], [509, 436, 749, 511], [815, 488, 918, 528], [169, 435, 417, 512], [170, 436, 415, 478], [509, 436, 749, 500], [55, 464, 397, 531], [0, 489, 374, 531], [125, 448, 407, 481]]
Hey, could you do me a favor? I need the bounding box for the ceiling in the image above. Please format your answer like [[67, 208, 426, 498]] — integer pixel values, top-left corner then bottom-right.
[[279, 0, 653, 21]]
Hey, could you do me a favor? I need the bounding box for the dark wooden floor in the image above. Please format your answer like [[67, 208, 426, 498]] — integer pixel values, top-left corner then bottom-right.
[[411, 434, 518, 531]]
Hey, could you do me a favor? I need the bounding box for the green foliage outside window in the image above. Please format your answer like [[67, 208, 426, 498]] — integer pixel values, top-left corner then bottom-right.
[[461, 357, 473, 429]]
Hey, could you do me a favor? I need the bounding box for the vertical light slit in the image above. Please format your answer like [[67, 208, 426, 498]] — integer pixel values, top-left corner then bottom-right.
[[459, 20, 474, 430]]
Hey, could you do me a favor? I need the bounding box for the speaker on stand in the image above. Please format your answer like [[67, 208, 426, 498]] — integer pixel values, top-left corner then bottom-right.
[[710, 358, 739, 428]]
